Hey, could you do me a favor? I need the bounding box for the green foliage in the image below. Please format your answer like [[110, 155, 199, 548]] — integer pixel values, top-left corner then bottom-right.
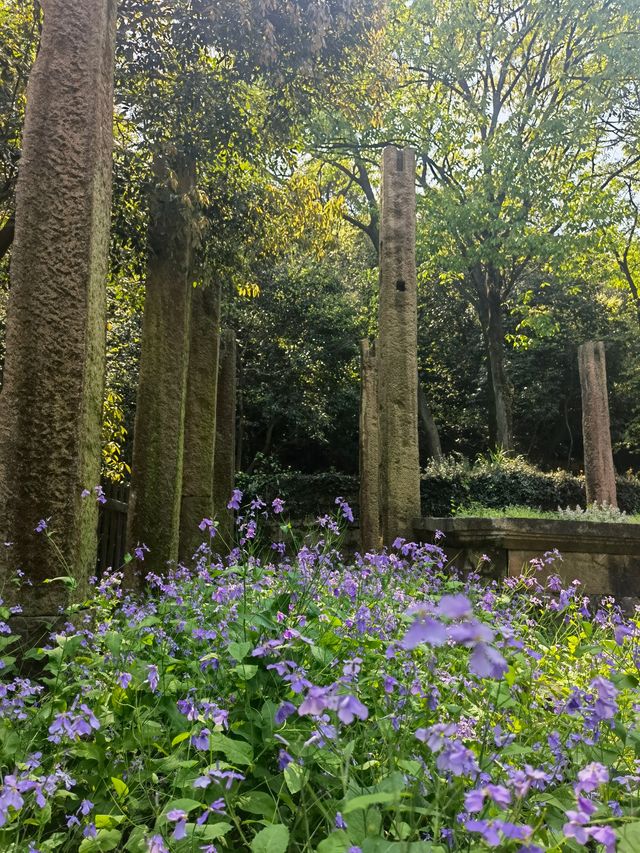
[[1, 506, 640, 850], [421, 454, 640, 517]]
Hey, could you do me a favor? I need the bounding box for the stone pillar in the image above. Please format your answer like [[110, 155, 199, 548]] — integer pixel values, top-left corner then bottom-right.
[[126, 157, 195, 577], [359, 339, 380, 552], [179, 282, 222, 562], [578, 340, 618, 507], [0, 0, 117, 623], [212, 329, 237, 549], [377, 146, 421, 543]]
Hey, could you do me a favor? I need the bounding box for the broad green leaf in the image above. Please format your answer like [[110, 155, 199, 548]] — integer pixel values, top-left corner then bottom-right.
[[343, 792, 398, 814], [110, 777, 129, 800], [233, 663, 259, 680], [210, 732, 253, 765], [78, 829, 122, 852], [238, 791, 277, 818], [171, 730, 192, 746], [95, 814, 125, 829], [251, 823, 290, 853], [188, 820, 234, 840], [284, 761, 304, 794], [162, 798, 202, 815], [618, 822, 640, 852], [317, 831, 351, 853], [229, 640, 253, 660]]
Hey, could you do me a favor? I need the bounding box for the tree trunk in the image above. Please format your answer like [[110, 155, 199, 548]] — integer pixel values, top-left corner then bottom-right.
[[126, 155, 195, 581], [475, 271, 513, 451], [178, 281, 221, 563], [417, 382, 443, 461], [0, 0, 117, 630]]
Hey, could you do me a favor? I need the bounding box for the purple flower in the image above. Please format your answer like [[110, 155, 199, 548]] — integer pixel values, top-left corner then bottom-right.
[[298, 686, 330, 717], [148, 835, 169, 853], [402, 615, 447, 649], [576, 762, 609, 793], [191, 728, 210, 750], [436, 740, 479, 777], [334, 694, 368, 725], [335, 812, 347, 829], [436, 594, 472, 619], [590, 677, 618, 721], [469, 643, 508, 679], [227, 489, 243, 510], [335, 497, 354, 523], [275, 702, 296, 724], [146, 664, 159, 693], [166, 809, 188, 840], [34, 519, 48, 534], [278, 749, 293, 770], [198, 518, 217, 536], [272, 498, 285, 514], [116, 672, 131, 689]]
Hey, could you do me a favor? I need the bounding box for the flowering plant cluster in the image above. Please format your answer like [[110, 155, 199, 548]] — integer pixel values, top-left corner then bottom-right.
[[1, 494, 640, 852]]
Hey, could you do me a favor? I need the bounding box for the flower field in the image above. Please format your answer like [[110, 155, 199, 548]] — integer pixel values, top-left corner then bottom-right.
[[1, 497, 640, 852]]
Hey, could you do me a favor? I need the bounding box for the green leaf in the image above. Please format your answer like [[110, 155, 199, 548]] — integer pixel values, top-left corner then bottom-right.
[[618, 822, 640, 852], [343, 792, 398, 814], [188, 820, 234, 840], [162, 798, 202, 816], [171, 730, 192, 746], [251, 824, 290, 853], [78, 829, 122, 852], [317, 831, 351, 853], [229, 640, 253, 660], [233, 663, 259, 680], [210, 732, 253, 765], [238, 791, 277, 818], [284, 761, 304, 794], [110, 777, 129, 800], [95, 815, 125, 829]]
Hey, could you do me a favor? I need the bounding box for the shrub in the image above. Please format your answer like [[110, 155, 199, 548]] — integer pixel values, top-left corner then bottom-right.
[[421, 453, 640, 516], [0, 498, 639, 851]]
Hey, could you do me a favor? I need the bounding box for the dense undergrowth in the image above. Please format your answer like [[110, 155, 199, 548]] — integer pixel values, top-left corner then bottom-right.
[[1, 496, 640, 852]]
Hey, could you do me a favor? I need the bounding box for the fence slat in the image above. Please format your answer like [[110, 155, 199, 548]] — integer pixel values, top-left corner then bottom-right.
[[96, 480, 129, 576]]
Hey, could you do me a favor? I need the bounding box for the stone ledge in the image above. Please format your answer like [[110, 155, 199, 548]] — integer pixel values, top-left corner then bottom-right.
[[412, 516, 640, 598], [413, 516, 640, 556]]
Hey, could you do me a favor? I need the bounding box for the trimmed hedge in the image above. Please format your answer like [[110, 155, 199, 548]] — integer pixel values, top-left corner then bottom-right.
[[238, 454, 640, 522], [420, 455, 640, 517]]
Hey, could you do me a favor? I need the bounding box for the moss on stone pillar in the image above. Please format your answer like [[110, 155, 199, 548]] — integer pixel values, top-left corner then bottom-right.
[[0, 0, 117, 619], [179, 282, 222, 562], [126, 157, 195, 578], [578, 341, 618, 508], [212, 329, 237, 550], [359, 338, 380, 552], [377, 146, 421, 544]]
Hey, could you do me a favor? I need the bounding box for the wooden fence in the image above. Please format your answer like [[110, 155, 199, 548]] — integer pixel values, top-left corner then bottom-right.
[[97, 480, 129, 574]]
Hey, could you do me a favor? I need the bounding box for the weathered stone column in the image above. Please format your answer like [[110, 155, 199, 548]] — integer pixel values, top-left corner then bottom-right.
[[377, 146, 421, 544], [126, 157, 195, 577], [212, 330, 237, 549], [578, 340, 618, 507], [359, 339, 380, 552], [179, 282, 222, 561], [0, 0, 117, 625]]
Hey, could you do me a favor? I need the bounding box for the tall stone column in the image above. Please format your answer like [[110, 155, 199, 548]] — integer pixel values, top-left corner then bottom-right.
[[126, 157, 195, 577], [212, 329, 237, 549], [359, 339, 380, 552], [377, 146, 421, 544], [0, 0, 117, 626], [179, 282, 222, 562], [578, 341, 618, 507]]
